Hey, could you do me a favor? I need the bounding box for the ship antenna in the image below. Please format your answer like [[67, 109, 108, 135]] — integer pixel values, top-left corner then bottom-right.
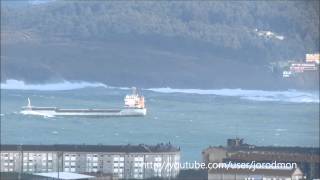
[[27, 98, 31, 108], [132, 87, 137, 95]]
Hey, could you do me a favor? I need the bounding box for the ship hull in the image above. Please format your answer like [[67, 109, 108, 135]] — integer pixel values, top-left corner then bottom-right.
[[21, 108, 147, 117]]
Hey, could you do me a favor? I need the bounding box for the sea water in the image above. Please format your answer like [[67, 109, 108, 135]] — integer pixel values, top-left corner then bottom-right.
[[1, 81, 319, 162]]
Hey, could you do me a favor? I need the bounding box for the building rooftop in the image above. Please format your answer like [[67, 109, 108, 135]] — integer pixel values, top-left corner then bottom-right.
[[225, 138, 320, 155], [209, 167, 303, 177], [204, 138, 320, 163], [228, 145, 320, 155], [225, 152, 320, 163], [33, 172, 95, 180], [0, 143, 180, 153]]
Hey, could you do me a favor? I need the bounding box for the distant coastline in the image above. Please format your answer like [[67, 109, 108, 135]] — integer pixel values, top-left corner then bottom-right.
[[2, 0, 319, 92]]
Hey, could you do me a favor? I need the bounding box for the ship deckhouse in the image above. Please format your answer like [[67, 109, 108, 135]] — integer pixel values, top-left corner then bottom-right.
[[124, 87, 145, 109]]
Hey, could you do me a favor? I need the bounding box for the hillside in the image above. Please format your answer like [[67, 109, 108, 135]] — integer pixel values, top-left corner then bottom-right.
[[1, 0, 319, 89]]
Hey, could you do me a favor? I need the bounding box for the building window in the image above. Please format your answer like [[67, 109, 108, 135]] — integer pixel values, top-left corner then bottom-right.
[[155, 157, 162, 162], [65, 155, 70, 161], [48, 154, 52, 161]]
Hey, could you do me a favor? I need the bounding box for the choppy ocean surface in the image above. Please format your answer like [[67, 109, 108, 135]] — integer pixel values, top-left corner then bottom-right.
[[1, 80, 319, 162]]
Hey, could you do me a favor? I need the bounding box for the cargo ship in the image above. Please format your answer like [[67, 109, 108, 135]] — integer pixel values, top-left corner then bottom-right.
[[20, 88, 146, 117]]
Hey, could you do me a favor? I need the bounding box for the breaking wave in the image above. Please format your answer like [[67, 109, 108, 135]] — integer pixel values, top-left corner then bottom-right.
[[1, 79, 107, 91], [146, 88, 319, 103], [1, 80, 318, 103]]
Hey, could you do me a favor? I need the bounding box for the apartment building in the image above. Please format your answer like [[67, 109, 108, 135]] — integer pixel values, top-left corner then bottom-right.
[[0, 143, 180, 179], [306, 53, 320, 64], [208, 167, 304, 180], [203, 138, 320, 179]]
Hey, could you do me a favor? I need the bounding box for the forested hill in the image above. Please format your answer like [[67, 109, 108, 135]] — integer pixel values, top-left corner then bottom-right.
[[1, 0, 319, 89]]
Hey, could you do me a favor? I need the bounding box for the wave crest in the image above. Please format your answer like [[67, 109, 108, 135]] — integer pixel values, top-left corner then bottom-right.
[[146, 88, 319, 103], [1, 79, 107, 91], [1, 80, 318, 103]]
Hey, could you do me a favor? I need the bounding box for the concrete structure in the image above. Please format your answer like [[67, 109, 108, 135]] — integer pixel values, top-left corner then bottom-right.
[[282, 53, 319, 81], [0, 143, 180, 179], [282, 71, 292, 78], [203, 138, 320, 179], [0, 172, 97, 180], [84, 173, 118, 180], [33, 172, 95, 179], [289, 63, 318, 73], [306, 53, 320, 64], [208, 167, 304, 180]]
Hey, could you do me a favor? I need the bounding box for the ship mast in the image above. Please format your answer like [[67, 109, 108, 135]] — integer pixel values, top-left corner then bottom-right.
[[27, 98, 31, 109], [132, 87, 137, 95]]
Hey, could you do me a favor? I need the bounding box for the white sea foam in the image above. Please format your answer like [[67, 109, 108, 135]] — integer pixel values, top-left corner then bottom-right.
[[51, 131, 59, 135], [146, 88, 319, 103], [275, 128, 288, 132], [1, 79, 107, 91], [1, 79, 318, 103]]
